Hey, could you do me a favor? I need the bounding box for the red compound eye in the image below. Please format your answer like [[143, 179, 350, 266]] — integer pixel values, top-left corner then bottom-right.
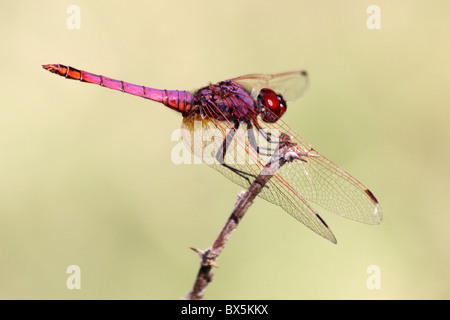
[[263, 88, 280, 112], [258, 88, 287, 123]]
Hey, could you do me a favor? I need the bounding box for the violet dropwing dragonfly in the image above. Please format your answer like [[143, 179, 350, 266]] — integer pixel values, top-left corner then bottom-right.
[[43, 64, 382, 243]]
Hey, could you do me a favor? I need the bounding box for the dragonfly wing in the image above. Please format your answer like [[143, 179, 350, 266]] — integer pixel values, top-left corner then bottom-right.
[[181, 113, 338, 243], [272, 122, 383, 225], [231, 71, 309, 101], [258, 168, 337, 243], [181, 113, 267, 187]]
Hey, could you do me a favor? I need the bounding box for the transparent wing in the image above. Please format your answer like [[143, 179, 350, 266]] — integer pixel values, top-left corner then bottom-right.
[[181, 113, 338, 243], [230, 70, 309, 101], [263, 117, 383, 225]]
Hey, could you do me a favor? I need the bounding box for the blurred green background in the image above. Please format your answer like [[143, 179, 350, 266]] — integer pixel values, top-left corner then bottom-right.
[[0, 0, 449, 299]]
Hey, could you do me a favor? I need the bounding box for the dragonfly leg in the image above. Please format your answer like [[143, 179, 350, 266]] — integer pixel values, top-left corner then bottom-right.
[[216, 121, 259, 186], [247, 123, 277, 157], [216, 121, 239, 165], [255, 123, 280, 144]]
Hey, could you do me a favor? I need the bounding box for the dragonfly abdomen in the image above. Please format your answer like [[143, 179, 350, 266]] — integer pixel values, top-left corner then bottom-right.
[[42, 64, 194, 114]]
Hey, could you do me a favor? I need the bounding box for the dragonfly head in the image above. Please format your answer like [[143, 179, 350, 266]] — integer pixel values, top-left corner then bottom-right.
[[257, 88, 287, 123]]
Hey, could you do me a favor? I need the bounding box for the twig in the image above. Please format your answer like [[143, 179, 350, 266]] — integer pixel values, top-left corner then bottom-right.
[[186, 133, 302, 300]]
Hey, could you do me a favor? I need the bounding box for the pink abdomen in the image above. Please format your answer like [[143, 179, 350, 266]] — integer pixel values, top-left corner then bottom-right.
[[42, 64, 194, 114]]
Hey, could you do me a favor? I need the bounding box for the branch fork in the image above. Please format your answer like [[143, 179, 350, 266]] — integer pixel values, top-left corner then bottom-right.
[[186, 133, 300, 300]]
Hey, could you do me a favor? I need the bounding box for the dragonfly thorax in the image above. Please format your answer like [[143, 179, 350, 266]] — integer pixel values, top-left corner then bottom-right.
[[194, 80, 258, 122]]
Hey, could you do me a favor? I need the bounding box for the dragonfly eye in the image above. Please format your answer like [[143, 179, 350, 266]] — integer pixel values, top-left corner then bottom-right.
[[258, 88, 287, 123]]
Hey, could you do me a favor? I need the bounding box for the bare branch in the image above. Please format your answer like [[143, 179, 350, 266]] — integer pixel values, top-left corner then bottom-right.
[[186, 133, 300, 300]]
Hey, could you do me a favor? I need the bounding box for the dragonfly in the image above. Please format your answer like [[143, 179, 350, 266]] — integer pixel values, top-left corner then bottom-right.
[[42, 63, 382, 243]]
